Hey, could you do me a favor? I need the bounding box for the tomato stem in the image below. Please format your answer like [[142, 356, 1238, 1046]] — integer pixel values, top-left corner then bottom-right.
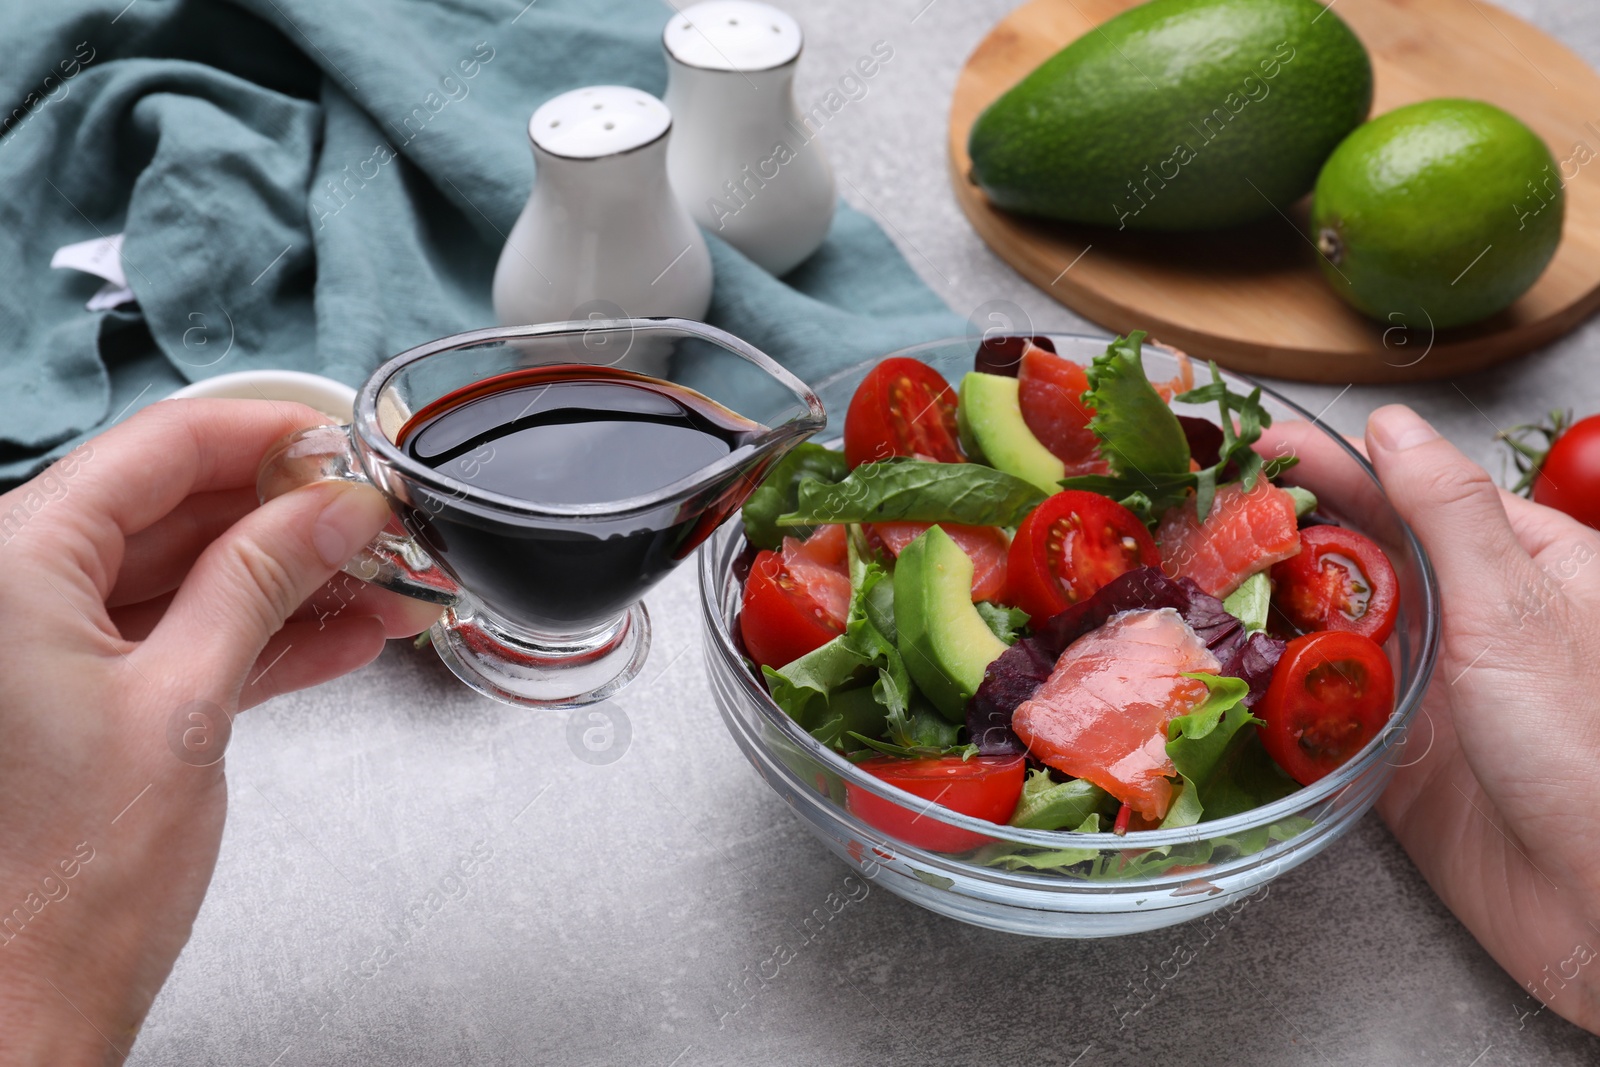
[[1497, 409, 1569, 498]]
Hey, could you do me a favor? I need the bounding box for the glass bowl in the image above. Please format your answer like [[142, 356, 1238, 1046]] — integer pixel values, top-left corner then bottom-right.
[[698, 333, 1440, 938]]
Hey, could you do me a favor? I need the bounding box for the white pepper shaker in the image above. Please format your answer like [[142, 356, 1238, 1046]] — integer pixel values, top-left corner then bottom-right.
[[663, 0, 836, 276], [492, 86, 714, 342]]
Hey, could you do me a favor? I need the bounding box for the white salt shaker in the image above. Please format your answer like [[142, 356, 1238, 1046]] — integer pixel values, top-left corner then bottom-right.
[[492, 86, 714, 344], [663, 1, 836, 276]]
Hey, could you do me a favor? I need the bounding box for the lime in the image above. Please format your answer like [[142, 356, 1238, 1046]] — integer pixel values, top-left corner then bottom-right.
[[1310, 99, 1562, 330]]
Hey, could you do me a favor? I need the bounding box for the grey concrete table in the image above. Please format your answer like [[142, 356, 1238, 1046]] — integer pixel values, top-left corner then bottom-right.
[[135, 1, 1600, 1063]]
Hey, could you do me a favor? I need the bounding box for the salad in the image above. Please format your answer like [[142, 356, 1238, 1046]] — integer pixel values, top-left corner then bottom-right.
[[734, 332, 1400, 860]]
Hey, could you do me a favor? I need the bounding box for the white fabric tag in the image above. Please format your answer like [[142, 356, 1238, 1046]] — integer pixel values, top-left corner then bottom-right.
[[52, 234, 135, 309]]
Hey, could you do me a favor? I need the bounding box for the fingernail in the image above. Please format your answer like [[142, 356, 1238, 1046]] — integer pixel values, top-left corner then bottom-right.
[[1371, 405, 1439, 452], [313, 484, 390, 568]]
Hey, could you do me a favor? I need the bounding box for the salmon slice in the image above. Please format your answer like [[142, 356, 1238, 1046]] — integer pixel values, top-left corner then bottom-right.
[[782, 525, 850, 627], [1012, 607, 1219, 819], [1157, 481, 1300, 598], [867, 521, 1009, 603]]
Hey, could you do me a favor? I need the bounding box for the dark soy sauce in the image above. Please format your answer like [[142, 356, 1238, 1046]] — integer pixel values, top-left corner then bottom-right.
[[398, 365, 765, 634]]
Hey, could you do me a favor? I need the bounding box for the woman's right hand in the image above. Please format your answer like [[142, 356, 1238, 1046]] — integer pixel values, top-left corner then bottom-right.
[[1264, 404, 1600, 1034]]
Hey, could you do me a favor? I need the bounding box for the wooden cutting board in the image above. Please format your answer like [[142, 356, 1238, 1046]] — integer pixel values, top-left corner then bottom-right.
[[948, 0, 1600, 383]]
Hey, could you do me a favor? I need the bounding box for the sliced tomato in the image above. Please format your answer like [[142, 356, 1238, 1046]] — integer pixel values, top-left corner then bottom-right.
[[785, 521, 847, 568], [867, 521, 1008, 602], [843, 357, 963, 468], [1017, 345, 1108, 474], [1259, 631, 1395, 786], [739, 531, 849, 669], [1005, 491, 1159, 622], [1270, 525, 1399, 644], [846, 755, 1025, 853]]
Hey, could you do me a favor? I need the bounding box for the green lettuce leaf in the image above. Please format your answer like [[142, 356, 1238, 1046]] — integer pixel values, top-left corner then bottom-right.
[[1222, 572, 1271, 633], [976, 601, 1031, 645], [779, 459, 1045, 529], [765, 551, 971, 759], [742, 442, 850, 550], [1197, 730, 1301, 821], [1062, 340, 1302, 524], [1160, 673, 1258, 830], [801, 685, 890, 755], [1082, 331, 1191, 484], [1008, 770, 1110, 831]]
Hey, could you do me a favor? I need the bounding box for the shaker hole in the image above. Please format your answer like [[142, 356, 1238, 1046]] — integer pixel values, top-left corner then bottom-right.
[[549, 120, 560, 127], [603, 121, 615, 130], [592, 103, 603, 110], [728, 17, 738, 24], [772, 24, 781, 32]]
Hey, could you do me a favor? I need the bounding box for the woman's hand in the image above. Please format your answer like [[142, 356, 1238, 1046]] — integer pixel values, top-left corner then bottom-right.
[[1266, 404, 1600, 1034], [0, 399, 439, 1064]]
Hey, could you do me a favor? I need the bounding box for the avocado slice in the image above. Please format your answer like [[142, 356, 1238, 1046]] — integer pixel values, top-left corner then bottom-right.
[[893, 526, 1009, 722], [957, 372, 1065, 495]]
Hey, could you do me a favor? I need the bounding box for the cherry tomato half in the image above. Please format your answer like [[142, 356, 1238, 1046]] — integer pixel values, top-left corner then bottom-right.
[[867, 521, 1009, 602], [1534, 413, 1600, 530], [846, 755, 1026, 853], [1017, 345, 1106, 474], [739, 530, 849, 669], [1259, 631, 1395, 786], [843, 357, 963, 468], [1005, 491, 1160, 622], [1270, 525, 1399, 645]]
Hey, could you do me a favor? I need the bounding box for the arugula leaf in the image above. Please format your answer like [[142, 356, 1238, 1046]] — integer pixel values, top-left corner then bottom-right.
[[1159, 674, 1259, 829], [779, 460, 1045, 529], [1082, 332, 1192, 483], [742, 442, 849, 550], [1222, 572, 1271, 633], [1008, 770, 1109, 830], [976, 601, 1030, 645]]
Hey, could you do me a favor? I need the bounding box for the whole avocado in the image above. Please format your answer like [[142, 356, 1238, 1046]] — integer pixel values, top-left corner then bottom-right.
[[967, 0, 1373, 231]]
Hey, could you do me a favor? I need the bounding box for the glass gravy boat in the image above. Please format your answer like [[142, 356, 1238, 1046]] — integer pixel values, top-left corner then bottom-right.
[[258, 319, 824, 709]]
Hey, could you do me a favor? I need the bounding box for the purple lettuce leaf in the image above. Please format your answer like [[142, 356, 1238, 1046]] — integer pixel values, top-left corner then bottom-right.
[[967, 567, 1275, 754], [973, 334, 1057, 378], [1177, 415, 1224, 468], [1217, 630, 1286, 708]]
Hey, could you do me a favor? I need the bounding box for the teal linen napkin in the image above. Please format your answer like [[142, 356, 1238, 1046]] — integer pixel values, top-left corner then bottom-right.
[[0, 0, 962, 484]]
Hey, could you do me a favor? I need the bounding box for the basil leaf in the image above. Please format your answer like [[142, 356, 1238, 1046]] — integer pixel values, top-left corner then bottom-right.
[[741, 442, 849, 550], [779, 459, 1045, 528]]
